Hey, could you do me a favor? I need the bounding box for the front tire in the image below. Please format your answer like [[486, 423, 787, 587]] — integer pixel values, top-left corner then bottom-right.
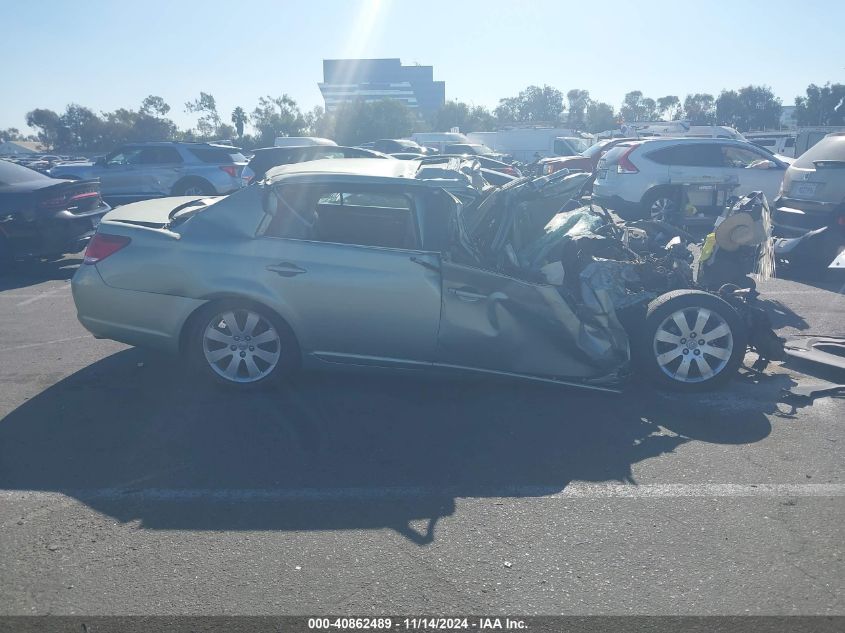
[[634, 290, 747, 391], [190, 301, 298, 389]]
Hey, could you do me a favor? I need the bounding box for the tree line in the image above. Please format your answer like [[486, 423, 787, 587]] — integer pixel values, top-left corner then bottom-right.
[[2, 82, 843, 154]]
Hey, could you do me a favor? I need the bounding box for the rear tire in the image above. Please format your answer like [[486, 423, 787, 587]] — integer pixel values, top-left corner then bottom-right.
[[633, 289, 747, 391], [641, 187, 681, 221], [189, 300, 299, 389], [172, 178, 214, 196]]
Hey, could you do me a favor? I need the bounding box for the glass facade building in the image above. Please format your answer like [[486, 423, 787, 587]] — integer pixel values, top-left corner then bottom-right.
[[319, 58, 445, 116]]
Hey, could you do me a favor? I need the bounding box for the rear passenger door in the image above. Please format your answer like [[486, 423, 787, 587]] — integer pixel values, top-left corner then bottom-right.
[[654, 143, 725, 184], [136, 146, 184, 196], [257, 184, 443, 366]]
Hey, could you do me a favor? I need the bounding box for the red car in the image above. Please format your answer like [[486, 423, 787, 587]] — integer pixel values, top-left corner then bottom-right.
[[540, 138, 639, 175]]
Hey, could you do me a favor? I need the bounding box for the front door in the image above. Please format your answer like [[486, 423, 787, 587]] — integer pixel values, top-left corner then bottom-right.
[[99, 146, 144, 198], [436, 260, 608, 379]]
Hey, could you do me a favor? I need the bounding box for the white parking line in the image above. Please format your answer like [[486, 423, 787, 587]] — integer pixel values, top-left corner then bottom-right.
[[0, 335, 90, 353], [1, 483, 843, 503], [15, 286, 70, 307]]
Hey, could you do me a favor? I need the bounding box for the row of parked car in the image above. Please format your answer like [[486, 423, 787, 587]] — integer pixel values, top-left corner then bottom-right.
[[537, 133, 844, 271], [2, 130, 842, 274]]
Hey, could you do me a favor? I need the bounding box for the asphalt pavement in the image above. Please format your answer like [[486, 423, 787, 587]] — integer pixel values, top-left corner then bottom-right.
[[0, 258, 843, 615]]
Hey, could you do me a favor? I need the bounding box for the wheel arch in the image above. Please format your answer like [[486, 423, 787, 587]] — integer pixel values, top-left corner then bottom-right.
[[178, 293, 302, 367], [640, 184, 682, 207], [171, 175, 215, 196]]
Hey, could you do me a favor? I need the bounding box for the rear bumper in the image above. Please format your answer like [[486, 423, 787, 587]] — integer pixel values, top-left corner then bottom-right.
[[773, 196, 844, 236], [1, 201, 111, 257], [72, 265, 206, 353]]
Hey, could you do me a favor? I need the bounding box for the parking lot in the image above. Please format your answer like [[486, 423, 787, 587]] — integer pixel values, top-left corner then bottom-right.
[[0, 257, 842, 615]]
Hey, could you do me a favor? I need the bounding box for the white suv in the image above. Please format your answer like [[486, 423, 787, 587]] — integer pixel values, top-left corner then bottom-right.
[[593, 138, 790, 219]]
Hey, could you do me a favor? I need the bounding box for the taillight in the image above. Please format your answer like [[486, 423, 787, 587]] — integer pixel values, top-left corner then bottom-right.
[[83, 233, 131, 264], [616, 147, 639, 174], [219, 165, 239, 178], [838, 216, 845, 226]]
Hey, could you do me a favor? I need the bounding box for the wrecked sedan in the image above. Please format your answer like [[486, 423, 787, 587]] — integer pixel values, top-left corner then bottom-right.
[[72, 158, 763, 392]]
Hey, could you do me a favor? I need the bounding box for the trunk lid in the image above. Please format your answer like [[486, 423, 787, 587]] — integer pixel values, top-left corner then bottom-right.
[[103, 195, 221, 228]]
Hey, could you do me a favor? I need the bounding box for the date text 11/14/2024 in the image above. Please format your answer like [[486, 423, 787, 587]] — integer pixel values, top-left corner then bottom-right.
[[307, 618, 528, 630]]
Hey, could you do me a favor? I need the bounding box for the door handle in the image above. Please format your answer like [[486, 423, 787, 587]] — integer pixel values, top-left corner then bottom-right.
[[410, 256, 440, 273], [266, 262, 306, 277], [448, 287, 487, 302]]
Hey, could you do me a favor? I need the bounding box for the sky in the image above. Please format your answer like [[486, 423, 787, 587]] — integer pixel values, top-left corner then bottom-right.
[[3, 0, 844, 133]]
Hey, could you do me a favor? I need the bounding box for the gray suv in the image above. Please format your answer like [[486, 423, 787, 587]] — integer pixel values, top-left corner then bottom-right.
[[50, 142, 247, 202]]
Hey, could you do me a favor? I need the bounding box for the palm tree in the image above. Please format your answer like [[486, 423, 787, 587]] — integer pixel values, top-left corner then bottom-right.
[[231, 107, 248, 138]]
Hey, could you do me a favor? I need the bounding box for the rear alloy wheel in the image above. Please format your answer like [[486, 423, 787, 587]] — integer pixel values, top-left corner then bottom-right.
[[193, 303, 296, 388], [636, 290, 747, 391], [642, 188, 680, 221]]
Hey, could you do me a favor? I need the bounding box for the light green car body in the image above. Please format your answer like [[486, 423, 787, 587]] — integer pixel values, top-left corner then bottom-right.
[[72, 159, 626, 392]]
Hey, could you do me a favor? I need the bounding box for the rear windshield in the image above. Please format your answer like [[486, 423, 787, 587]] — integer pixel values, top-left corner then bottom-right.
[[793, 134, 845, 168], [0, 159, 51, 185], [187, 146, 246, 164]]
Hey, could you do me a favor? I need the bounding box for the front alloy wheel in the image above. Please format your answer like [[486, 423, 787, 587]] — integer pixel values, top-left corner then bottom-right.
[[202, 308, 282, 384], [652, 307, 733, 383], [636, 290, 747, 391]]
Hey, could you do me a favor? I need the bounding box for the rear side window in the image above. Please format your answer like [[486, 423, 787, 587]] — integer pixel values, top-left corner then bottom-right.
[[647, 144, 723, 167], [267, 185, 418, 250], [188, 146, 246, 164], [793, 135, 845, 168], [138, 147, 183, 164]]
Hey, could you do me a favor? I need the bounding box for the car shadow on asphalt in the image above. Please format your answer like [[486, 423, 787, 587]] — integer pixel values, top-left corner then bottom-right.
[[0, 348, 775, 545], [0, 257, 82, 291]]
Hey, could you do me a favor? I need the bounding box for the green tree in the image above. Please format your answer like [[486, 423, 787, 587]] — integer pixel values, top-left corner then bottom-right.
[[0, 127, 36, 142], [566, 89, 591, 128], [641, 98, 659, 120], [25, 108, 62, 147], [656, 95, 681, 120], [715, 86, 781, 131], [620, 91, 643, 121], [329, 99, 415, 146], [185, 92, 221, 138], [60, 104, 106, 151], [794, 83, 845, 126], [620, 91, 660, 122], [683, 93, 716, 124], [585, 101, 617, 133], [230, 106, 248, 137], [140, 95, 171, 117], [251, 94, 307, 147], [431, 100, 495, 133], [304, 106, 330, 137], [495, 85, 564, 124]]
